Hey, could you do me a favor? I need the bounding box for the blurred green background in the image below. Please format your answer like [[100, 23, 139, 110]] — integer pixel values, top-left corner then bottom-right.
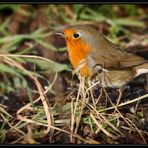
[[0, 4, 147, 144]]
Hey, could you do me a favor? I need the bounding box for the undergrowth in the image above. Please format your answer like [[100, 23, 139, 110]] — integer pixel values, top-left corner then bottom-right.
[[0, 4, 148, 144]]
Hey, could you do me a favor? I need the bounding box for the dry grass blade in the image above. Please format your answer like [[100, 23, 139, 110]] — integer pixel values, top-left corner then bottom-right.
[[3, 56, 53, 134], [103, 89, 134, 128], [125, 117, 146, 144], [70, 98, 76, 142], [86, 137, 100, 144], [0, 105, 12, 118], [99, 93, 148, 112], [87, 80, 97, 109], [23, 125, 39, 144], [84, 81, 126, 137], [101, 89, 147, 143], [86, 103, 124, 137], [70, 75, 84, 142], [74, 76, 87, 134], [17, 115, 89, 144], [1, 114, 26, 136], [113, 89, 122, 114], [0, 54, 57, 65], [17, 73, 58, 114], [90, 113, 120, 140]]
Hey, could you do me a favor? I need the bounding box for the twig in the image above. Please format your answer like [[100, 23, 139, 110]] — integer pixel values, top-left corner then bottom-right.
[[3, 56, 53, 134]]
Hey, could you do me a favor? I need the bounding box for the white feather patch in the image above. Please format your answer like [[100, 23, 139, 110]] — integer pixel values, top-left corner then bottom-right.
[[135, 69, 148, 77]]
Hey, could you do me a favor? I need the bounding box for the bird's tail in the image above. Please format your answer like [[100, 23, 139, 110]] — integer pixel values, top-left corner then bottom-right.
[[133, 62, 148, 77]]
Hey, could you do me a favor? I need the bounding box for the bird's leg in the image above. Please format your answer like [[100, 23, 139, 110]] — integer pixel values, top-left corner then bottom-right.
[[92, 66, 125, 107], [91, 64, 108, 87], [93, 64, 108, 74], [113, 88, 122, 113]]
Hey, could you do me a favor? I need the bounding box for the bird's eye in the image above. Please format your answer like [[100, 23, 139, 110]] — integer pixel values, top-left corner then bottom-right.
[[73, 32, 80, 38]]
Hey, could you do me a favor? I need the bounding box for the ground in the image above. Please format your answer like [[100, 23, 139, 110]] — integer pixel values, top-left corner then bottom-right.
[[0, 4, 148, 144]]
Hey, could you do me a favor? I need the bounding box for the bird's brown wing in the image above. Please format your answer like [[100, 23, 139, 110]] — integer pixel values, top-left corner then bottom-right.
[[89, 36, 147, 70], [106, 37, 148, 68], [118, 51, 147, 68]]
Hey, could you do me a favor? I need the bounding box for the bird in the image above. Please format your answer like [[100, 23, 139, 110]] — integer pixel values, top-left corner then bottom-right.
[[63, 25, 148, 88]]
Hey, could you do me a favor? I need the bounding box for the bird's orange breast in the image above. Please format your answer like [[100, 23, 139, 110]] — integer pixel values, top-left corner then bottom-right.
[[64, 29, 93, 77]]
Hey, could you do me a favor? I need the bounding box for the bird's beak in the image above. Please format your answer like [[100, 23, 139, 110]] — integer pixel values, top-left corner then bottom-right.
[[54, 32, 65, 38]]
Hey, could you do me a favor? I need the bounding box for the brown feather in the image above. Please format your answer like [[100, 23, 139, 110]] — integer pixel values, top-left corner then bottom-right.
[[89, 31, 147, 70]]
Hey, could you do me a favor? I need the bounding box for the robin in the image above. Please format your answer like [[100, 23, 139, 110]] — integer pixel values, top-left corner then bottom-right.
[[62, 25, 148, 88]]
